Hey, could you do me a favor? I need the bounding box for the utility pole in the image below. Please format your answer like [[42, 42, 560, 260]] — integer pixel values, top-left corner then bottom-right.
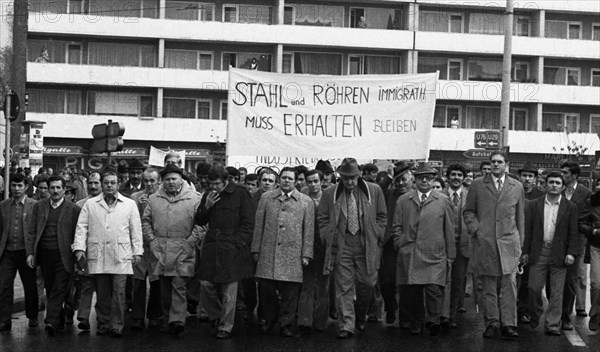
[[3, 92, 10, 200], [499, 0, 514, 150]]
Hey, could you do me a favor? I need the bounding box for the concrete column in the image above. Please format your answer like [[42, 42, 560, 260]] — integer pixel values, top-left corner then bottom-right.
[[532, 102, 543, 131], [156, 88, 163, 118], [274, 0, 284, 25], [274, 44, 283, 73], [407, 3, 418, 31], [532, 56, 543, 84], [403, 50, 418, 74], [158, 39, 165, 68], [159, 0, 166, 19], [533, 9, 544, 38]]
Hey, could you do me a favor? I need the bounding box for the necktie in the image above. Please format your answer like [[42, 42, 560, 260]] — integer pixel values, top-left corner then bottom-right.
[[452, 192, 459, 206], [421, 193, 427, 207], [347, 192, 359, 235], [497, 179, 503, 192]]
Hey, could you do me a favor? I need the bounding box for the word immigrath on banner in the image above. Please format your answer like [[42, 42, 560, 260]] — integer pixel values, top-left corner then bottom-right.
[[226, 68, 438, 161]]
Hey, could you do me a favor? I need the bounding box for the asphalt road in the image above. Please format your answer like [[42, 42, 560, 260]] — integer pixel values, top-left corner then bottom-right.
[[1, 295, 598, 352]]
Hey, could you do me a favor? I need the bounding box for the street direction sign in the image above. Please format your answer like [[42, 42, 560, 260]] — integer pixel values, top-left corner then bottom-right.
[[474, 130, 501, 149], [463, 149, 493, 159]]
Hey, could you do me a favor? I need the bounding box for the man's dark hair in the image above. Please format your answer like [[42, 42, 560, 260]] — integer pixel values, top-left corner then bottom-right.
[[280, 167, 298, 181], [306, 169, 324, 181], [245, 173, 258, 182], [489, 150, 508, 163], [207, 166, 229, 182], [294, 165, 308, 178], [47, 175, 66, 188], [479, 160, 492, 169], [226, 166, 240, 178], [35, 175, 50, 187], [434, 177, 446, 189], [545, 171, 564, 185], [361, 163, 378, 175], [196, 162, 211, 176], [100, 170, 119, 183], [10, 173, 28, 185], [560, 161, 581, 178], [446, 163, 468, 179]]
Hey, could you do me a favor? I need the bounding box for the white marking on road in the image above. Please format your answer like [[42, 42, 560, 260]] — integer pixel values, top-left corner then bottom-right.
[[564, 329, 587, 347]]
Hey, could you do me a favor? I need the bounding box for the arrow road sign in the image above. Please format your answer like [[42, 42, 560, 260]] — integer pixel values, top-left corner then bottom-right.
[[463, 149, 493, 159], [474, 130, 501, 149]]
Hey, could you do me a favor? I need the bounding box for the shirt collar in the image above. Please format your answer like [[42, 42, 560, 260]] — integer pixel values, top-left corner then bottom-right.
[[492, 174, 506, 184], [418, 190, 432, 199], [544, 195, 561, 206], [449, 187, 462, 197], [568, 181, 578, 192], [281, 189, 296, 200], [11, 194, 27, 205], [51, 197, 65, 209]]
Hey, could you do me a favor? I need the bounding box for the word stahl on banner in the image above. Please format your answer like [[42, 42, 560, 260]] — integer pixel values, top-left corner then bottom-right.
[[227, 68, 438, 160]]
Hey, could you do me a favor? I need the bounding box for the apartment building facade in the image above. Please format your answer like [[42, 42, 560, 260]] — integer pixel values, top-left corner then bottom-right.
[[24, 0, 600, 180]]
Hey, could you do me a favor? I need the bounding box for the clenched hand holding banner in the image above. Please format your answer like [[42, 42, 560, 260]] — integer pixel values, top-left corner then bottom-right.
[[227, 68, 438, 160]]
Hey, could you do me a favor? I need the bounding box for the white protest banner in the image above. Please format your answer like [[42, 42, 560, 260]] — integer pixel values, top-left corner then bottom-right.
[[227, 68, 438, 160], [148, 146, 186, 167]]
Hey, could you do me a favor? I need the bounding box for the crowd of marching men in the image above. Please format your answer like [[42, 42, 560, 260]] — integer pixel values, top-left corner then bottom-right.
[[0, 151, 599, 341]]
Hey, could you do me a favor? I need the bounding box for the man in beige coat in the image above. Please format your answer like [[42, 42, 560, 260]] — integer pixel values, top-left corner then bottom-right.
[[73, 169, 143, 337], [252, 167, 314, 337], [463, 150, 525, 339]]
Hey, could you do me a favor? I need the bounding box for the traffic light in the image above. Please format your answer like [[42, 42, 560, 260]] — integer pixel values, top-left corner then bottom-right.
[[91, 120, 125, 153]]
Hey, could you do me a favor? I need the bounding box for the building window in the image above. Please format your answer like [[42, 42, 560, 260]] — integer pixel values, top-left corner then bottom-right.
[[568, 22, 582, 39], [68, 0, 83, 14], [165, 2, 214, 21], [542, 112, 580, 133], [545, 20, 582, 39], [469, 12, 502, 35], [592, 69, 600, 87], [28, 39, 71, 63], [163, 98, 212, 119], [140, 96, 154, 117], [282, 53, 293, 73], [197, 100, 211, 119], [514, 16, 530, 36], [466, 106, 500, 129], [349, 8, 366, 28], [220, 100, 228, 120], [293, 53, 342, 75], [512, 62, 530, 82], [510, 108, 528, 131], [222, 52, 271, 71], [165, 49, 213, 70], [593, 24, 600, 41], [433, 105, 461, 128], [591, 114, 600, 134], [29, 88, 82, 114], [348, 55, 400, 75], [66, 43, 82, 64], [448, 60, 462, 80], [88, 42, 156, 67], [292, 4, 344, 27], [87, 91, 143, 116], [284, 6, 295, 25], [419, 11, 463, 33], [544, 67, 580, 86], [468, 59, 502, 82], [222, 4, 272, 24]]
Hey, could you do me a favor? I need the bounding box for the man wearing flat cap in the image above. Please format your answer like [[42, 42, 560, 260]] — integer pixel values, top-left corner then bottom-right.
[[142, 164, 202, 335], [380, 161, 413, 325], [119, 159, 145, 198], [392, 162, 456, 336], [317, 157, 386, 339]]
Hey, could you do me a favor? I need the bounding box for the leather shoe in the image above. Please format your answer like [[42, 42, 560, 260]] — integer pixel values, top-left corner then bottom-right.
[[216, 330, 231, 339], [562, 321, 574, 331], [385, 311, 396, 324], [576, 310, 588, 317], [170, 322, 185, 336], [110, 329, 123, 338], [131, 318, 145, 331], [429, 323, 441, 336], [483, 325, 498, 338], [78, 318, 90, 331], [545, 328, 561, 336], [589, 314, 599, 331], [356, 321, 366, 331], [518, 314, 530, 324], [28, 319, 38, 328], [440, 317, 450, 330], [0, 323, 11, 331], [280, 325, 293, 337], [529, 319, 539, 329], [457, 307, 467, 313], [298, 325, 312, 335], [337, 330, 353, 339], [501, 326, 519, 339], [45, 323, 56, 336]]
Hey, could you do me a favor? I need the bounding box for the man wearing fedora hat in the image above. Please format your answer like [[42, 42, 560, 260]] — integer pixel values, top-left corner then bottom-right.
[[380, 161, 413, 325], [142, 164, 202, 336], [119, 159, 146, 198], [317, 157, 387, 339], [392, 162, 456, 336]]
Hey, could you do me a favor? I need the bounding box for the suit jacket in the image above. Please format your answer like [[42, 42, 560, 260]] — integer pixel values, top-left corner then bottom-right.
[[463, 174, 525, 276], [317, 178, 387, 276], [25, 199, 81, 273], [0, 196, 36, 259], [523, 195, 579, 267], [443, 187, 470, 258], [562, 183, 592, 256], [392, 190, 456, 286]]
